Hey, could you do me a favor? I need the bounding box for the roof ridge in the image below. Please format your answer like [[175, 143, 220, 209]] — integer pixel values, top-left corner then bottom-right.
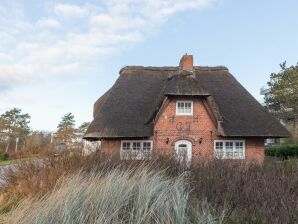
[[195, 66, 229, 71], [119, 66, 178, 74], [120, 66, 229, 74]]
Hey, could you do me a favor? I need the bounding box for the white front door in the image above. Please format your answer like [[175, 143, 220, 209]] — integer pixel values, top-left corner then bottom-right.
[[175, 140, 192, 166]]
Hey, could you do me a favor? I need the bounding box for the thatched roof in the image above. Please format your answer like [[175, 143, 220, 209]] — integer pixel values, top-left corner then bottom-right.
[[164, 70, 210, 96], [84, 66, 289, 139]]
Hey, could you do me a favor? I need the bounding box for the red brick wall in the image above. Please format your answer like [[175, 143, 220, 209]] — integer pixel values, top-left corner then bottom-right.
[[245, 138, 265, 164], [101, 139, 121, 161], [153, 97, 217, 162], [100, 97, 265, 164]]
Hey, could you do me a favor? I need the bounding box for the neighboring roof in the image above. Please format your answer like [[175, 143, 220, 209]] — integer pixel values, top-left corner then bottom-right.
[[84, 66, 290, 139]]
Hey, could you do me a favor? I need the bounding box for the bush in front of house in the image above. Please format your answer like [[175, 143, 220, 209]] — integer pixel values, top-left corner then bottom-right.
[[265, 144, 298, 159], [0, 151, 9, 161], [189, 160, 298, 223], [0, 154, 297, 223]]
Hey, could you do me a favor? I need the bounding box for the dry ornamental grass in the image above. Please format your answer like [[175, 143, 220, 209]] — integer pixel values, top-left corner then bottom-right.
[[0, 153, 297, 223]]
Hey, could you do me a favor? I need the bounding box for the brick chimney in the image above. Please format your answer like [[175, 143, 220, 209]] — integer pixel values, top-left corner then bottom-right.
[[179, 54, 193, 71]]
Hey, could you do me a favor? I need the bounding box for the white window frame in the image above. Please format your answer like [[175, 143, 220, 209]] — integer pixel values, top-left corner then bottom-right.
[[176, 100, 193, 116], [120, 140, 153, 160], [214, 140, 245, 159]]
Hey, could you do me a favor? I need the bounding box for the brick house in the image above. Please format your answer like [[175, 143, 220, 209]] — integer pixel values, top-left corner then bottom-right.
[[84, 55, 289, 164]]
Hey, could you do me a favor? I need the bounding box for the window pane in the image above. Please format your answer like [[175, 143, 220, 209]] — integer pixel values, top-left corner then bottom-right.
[[185, 102, 191, 113], [215, 141, 245, 160], [215, 142, 223, 149], [225, 142, 234, 158], [143, 142, 151, 151], [122, 141, 153, 161], [122, 142, 130, 150], [236, 142, 243, 148], [133, 142, 141, 151], [179, 102, 184, 113], [131, 142, 141, 160], [177, 101, 192, 115], [225, 142, 233, 149], [215, 141, 224, 158], [142, 142, 152, 160], [235, 141, 244, 158], [121, 142, 131, 160], [185, 105, 191, 113]]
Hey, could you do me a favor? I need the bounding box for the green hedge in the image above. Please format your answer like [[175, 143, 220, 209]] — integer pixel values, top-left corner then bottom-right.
[[0, 151, 9, 161], [265, 144, 298, 159]]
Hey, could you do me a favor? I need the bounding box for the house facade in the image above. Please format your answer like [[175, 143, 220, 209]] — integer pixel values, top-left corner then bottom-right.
[[84, 55, 289, 164]]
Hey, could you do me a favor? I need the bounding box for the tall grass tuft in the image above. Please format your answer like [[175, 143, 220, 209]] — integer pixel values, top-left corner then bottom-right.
[[2, 154, 296, 223], [3, 167, 220, 224]]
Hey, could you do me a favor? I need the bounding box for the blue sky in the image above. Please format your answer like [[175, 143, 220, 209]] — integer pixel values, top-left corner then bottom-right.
[[0, 0, 298, 131]]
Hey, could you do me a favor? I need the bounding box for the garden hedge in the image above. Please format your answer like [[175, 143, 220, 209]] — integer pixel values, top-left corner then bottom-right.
[[0, 151, 9, 161], [265, 144, 298, 159]]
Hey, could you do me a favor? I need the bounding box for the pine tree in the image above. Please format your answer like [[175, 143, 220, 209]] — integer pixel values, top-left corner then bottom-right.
[[265, 62, 298, 142], [77, 122, 90, 134], [0, 108, 31, 152], [56, 113, 76, 144]]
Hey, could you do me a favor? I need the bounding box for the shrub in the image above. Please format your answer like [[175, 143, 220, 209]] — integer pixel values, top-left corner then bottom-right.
[[2, 168, 221, 224], [189, 160, 298, 223], [0, 152, 9, 161], [0, 155, 297, 223], [265, 144, 298, 159], [0, 152, 108, 210], [0, 153, 180, 211]]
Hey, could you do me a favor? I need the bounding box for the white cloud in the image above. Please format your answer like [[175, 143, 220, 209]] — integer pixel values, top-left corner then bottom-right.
[[0, 91, 35, 104], [54, 3, 89, 17], [37, 18, 61, 29], [0, 0, 218, 92], [0, 64, 39, 90], [90, 13, 147, 30]]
